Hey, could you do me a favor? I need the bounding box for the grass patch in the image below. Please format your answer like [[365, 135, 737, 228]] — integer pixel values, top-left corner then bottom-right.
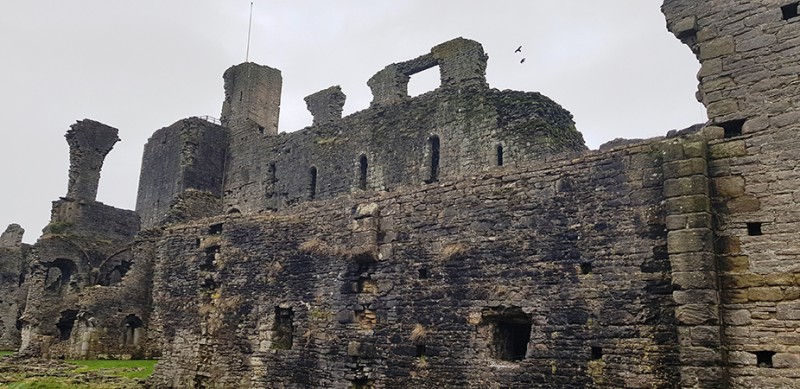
[[67, 359, 157, 379]]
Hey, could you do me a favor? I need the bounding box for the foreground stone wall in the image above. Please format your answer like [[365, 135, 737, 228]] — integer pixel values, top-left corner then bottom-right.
[[148, 135, 681, 388], [664, 1, 800, 387], [0, 225, 29, 350]]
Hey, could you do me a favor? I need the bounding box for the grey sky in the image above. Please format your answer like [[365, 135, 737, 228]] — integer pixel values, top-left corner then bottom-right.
[[0, 1, 703, 243]]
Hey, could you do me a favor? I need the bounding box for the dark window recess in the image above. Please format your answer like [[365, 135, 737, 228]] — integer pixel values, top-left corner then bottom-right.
[[495, 321, 531, 361], [719, 119, 746, 138], [56, 309, 79, 341], [416, 344, 427, 357], [268, 162, 277, 183], [580, 262, 592, 275], [258, 125, 265, 135], [309, 167, 318, 199], [208, 223, 223, 235], [426, 136, 440, 183], [227, 208, 241, 214], [747, 222, 763, 236], [123, 314, 143, 346], [352, 379, 374, 389], [418, 268, 429, 279], [272, 307, 294, 350], [782, 3, 800, 20], [591, 346, 603, 360], [755, 351, 775, 367], [496, 144, 504, 166], [359, 155, 368, 190], [202, 246, 220, 272], [239, 91, 243, 101]]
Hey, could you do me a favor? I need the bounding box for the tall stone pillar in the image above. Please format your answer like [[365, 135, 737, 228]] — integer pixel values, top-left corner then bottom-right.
[[64, 119, 120, 201]]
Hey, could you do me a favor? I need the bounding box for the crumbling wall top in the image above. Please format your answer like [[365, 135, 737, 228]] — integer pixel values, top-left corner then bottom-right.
[[304, 85, 346, 125], [368, 37, 487, 106], [65, 119, 120, 201], [0, 224, 24, 248]]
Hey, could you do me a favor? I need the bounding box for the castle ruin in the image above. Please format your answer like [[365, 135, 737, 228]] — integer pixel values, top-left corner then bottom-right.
[[1, 1, 799, 387]]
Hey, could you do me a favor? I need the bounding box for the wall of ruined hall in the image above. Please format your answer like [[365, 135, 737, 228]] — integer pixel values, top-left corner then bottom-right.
[[18, 197, 157, 360], [215, 37, 586, 215], [148, 136, 682, 388], [250, 87, 585, 213], [663, 0, 800, 387], [0, 225, 30, 350]]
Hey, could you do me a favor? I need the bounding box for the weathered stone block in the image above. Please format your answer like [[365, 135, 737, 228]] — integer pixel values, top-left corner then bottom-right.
[[725, 195, 761, 213], [700, 36, 735, 60], [777, 301, 800, 320], [666, 213, 712, 230], [748, 287, 784, 302], [709, 140, 747, 159], [668, 228, 713, 254], [711, 175, 745, 199], [673, 272, 717, 290], [718, 255, 749, 272], [723, 309, 751, 326], [662, 158, 707, 179], [673, 290, 719, 305], [669, 252, 716, 272], [666, 195, 711, 214], [773, 353, 800, 368], [675, 304, 719, 325], [664, 176, 709, 198]]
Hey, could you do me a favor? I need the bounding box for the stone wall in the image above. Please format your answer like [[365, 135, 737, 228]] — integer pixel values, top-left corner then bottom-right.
[[664, 0, 800, 387], [136, 118, 228, 229], [0, 224, 29, 350], [148, 135, 681, 388]]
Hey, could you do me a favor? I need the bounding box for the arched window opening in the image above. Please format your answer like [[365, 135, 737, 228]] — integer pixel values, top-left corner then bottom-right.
[[496, 144, 504, 166], [309, 167, 318, 199], [56, 309, 79, 341], [359, 155, 368, 190], [123, 314, 144, 347], [426, 136, 440, 183]]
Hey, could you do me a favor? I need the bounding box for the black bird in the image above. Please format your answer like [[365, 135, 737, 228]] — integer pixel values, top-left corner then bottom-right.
[[515, 45, 522, 53], [520, 58, 526, 64]]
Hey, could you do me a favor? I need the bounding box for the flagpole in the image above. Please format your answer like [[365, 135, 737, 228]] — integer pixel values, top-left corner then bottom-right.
[[245, 2, 254, 62]]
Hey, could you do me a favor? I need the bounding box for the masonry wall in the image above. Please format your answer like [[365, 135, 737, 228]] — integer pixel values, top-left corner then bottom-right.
[[148, 137, 679, 388], [136, 118, 228, 229], [228, 86, 584, 214], [0, 225, 29, 350], [663, 1, 800, 387]]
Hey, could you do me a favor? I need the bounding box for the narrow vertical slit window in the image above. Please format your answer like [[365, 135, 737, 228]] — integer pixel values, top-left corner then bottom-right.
[[496, 144, 504, 166], [359, 155, 368, 190], [426, 136, 440, 183], [309, 166, 318, 199]]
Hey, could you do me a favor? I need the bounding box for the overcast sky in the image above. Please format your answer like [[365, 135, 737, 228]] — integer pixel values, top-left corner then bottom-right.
[[0, 1, 703, 243]]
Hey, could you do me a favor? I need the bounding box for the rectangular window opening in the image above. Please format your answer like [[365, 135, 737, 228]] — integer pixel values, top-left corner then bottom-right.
[[408, 66, 440, 97], [591, 346, 603, 360], [494, 321, 531, 361], [272, 307, 294, 350], [416, 344, 427, 357], [418, 268, 429, 279], [208, 223, 223, 235], [580, 262, 592, 275], [747, 222, 763, 236], [755, 350, 775, 367], [351, 379, 374, 389], [782, 3, 800, 20], [719, 119, 746, 138]]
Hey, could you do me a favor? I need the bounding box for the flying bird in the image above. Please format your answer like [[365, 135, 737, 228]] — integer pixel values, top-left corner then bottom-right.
[[520, 58, 526, 64], [515, 45, 522, 53]]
